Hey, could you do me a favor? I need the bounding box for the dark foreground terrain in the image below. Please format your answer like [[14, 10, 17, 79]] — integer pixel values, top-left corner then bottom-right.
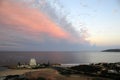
[[0, 62, 120, 80], [0, 68, 111, 80]]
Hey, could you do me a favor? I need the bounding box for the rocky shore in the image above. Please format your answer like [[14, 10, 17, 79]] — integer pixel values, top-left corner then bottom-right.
[[0, 68, 111, 80], [0, 62, 120, 80], [54, 62, 120, 80]]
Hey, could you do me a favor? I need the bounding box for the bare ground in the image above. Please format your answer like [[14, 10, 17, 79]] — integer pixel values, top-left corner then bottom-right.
[[0, 68, 112, 80]]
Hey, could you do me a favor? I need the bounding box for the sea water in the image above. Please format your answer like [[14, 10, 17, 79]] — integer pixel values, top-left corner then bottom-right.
[[0, 51, 120, 66]]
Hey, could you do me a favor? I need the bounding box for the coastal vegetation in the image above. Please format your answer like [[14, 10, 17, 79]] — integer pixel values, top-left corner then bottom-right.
[[53, 62, 120, 80], [1, 58, 120, 80], [1, 62, 120, 80], [0, 68, 112, 80]]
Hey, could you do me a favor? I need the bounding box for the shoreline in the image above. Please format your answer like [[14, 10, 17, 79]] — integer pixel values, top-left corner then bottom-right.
[[0, 62, 120, 80], [0, 68, 112, 80]]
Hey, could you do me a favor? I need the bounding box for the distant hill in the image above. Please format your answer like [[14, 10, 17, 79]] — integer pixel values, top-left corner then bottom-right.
[[102, 49, 120, 52]]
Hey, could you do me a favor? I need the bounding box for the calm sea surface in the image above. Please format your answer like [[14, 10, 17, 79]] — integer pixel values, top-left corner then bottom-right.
[[0, 51, 120, 66]]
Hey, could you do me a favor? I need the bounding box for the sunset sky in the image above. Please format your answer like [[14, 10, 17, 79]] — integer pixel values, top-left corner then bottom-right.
[[0, 0, 120, 51]]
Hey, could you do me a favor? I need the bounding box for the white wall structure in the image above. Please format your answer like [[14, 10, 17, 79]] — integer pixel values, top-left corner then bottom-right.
[[29, 58, 37, 66]]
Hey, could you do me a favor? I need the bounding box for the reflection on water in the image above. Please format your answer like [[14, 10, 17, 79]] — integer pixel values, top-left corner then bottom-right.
[[0, 51, 120, 65]]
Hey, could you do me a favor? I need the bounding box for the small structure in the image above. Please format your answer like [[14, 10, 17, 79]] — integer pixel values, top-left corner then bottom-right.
[[29, 58, 37, 66]]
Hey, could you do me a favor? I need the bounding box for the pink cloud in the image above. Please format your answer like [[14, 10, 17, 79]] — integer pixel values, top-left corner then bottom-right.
[[0, 0, 72, 41]]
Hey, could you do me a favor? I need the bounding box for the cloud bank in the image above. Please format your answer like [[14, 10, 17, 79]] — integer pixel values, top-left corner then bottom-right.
[[0, 0, 90, 51]]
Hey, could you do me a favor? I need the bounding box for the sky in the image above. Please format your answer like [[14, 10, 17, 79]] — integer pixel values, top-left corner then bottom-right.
[[0, 0, 120, 51]]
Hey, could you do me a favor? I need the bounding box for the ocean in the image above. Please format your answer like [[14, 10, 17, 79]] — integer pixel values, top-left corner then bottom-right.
[[0, 51, 120, 66]]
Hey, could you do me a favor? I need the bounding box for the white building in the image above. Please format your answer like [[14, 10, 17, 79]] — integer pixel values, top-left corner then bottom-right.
[[29, 58, 37, 66]]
